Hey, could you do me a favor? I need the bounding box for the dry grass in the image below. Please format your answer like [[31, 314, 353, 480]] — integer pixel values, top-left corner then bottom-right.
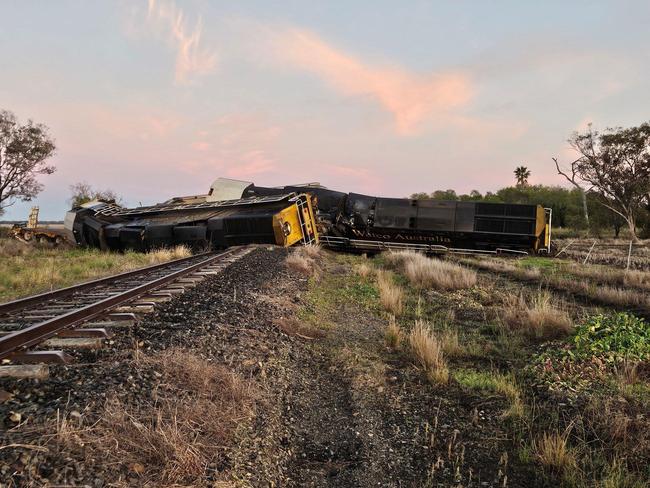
[[285, 253, 313, 276], [623, 269, 650, 289], [146, 245, 192, 264], [616, 361, 641, 387], [0, 237, 33, 257], [285, 246, 322, 277], [551, 276, 649, 308], [601, 458, 648, 488], [438, 328, 464, 358], [144, 348, 253, 402], [387, 251, 476, 290], [356, 263, 373, 278], [385, 316, 403, 348], [0, 240, 194, 302], [499, 382, 525, 419], [300, 244, 322, 259], [470, 258, 518, 274], [408, 320, 449, 384], [99, 398, 216, 483], [533, 431, 578, 476], [565, 263, 650, 291], [589, 285, 648, 308], [464, 256, 650, 309], [462, 257, 541, 281], [72, 349, 255, 485], [273, 317, 325, 339], [583, 392, 650, 467], [376, 271, 404, 316], [503, 290, 572, 340]]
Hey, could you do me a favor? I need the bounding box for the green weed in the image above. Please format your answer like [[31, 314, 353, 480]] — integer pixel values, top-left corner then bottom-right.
[[572, 313, 650, 362]]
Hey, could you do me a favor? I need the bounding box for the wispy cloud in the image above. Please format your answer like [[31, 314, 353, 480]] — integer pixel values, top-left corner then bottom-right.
[[146, 0, 217, 84], [326, 164, 381, 193], [269, 28, 473, 135], [186, 113, 281, 177], [225, 150, 276, 178]]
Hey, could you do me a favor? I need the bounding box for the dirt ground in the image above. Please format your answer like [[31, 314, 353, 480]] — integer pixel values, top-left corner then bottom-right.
[[230, 259, 542, 487]]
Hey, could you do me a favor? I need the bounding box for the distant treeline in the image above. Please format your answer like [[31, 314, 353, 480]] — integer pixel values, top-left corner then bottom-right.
[[410, 185, 650, 237]]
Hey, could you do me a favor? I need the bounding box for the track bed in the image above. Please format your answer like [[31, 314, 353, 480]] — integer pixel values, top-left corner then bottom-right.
[[1, 248, 647, 487]]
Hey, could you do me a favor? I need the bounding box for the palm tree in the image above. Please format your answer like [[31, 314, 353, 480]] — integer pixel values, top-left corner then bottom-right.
[[514, 166, 531, 187]]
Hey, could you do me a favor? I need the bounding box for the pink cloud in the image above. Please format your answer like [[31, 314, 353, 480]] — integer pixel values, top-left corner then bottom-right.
[[190, 113, 281, 156], [186, 113, 281, 177], [146, 0, 217, 84], [225, 150, 276, 178], [326, 164, 381, 193], [271, 28, 473, 135], [191, 141, 212, 151], [60, 105, 182, 144]]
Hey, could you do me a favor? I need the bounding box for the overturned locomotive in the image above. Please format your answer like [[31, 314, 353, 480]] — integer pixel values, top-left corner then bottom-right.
[[65, 178, 551, 255]]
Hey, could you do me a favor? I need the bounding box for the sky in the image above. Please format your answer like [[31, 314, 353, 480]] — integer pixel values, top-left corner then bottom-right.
[[1, 0, 650, 220]]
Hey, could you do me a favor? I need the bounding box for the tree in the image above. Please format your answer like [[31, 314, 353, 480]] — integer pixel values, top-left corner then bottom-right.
[[552, 157, 590, 228], [588, 193, 626, 237], [431, 189, 458, 200], [0, 110, 56, 215], [409, 190, 460, 200], [514, 166, 530, 187], [69, 182, 122, 208], [569, 123, 650, 242]]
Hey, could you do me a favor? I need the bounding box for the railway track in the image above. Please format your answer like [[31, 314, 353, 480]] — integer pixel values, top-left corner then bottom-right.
[[0, 246, 252, 369]]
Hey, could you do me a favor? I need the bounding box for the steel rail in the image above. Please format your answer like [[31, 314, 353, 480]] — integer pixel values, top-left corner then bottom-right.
[[0, 249, 235, 361], [0, 251, 215, 315]]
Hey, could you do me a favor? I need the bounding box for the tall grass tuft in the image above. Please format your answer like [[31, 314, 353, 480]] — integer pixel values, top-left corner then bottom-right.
[[386, 251, 476, 290], [376, 271, 404, 316], [356, 263, 373, 278], [503, 290, 572, 340], [385, 315, 403, 348], [146, 245, 192, 264], [408, 320, 449, 384], [533, 431, 578, 476], [285, 245, 323, 277], [439, 328, 464, 358]]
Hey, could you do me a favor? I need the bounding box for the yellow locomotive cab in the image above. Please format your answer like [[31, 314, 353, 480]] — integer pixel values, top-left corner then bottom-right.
[[272, 194, 319, 247]]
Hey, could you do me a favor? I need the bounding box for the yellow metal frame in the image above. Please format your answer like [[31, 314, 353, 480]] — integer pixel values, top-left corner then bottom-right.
[[533, 205, 551, 252]]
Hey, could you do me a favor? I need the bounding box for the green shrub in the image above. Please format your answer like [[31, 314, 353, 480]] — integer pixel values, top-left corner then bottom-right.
[[572, 313, 650, 362]]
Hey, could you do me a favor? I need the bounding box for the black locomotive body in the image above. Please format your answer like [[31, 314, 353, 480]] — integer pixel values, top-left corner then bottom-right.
[[243, 184, 550, 254]]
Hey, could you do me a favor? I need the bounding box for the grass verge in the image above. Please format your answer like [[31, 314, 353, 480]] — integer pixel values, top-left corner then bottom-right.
[[0, 239, 191, 301]]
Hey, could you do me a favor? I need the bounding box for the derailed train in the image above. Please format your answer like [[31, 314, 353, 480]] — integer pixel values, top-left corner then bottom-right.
[[64, 178, 551, 255]]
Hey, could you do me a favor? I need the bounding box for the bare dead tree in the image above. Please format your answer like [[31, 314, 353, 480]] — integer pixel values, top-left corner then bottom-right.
[[552, 157, 590, 227]]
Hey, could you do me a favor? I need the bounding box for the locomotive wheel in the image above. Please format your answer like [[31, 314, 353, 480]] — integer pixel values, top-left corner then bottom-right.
[[22, 231, 33, 241]]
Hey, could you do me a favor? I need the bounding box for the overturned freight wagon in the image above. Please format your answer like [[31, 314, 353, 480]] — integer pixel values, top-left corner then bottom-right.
[[65, 178, 551, 254], [65, 186, 318, 251]]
